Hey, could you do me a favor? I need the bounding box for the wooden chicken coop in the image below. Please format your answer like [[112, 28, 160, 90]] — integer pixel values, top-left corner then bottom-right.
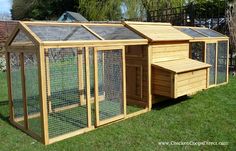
[[5, 21, 228, 145]]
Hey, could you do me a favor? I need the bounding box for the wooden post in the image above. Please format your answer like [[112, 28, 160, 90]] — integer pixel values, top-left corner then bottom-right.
[[122, 47, 126, 117], [94, 48, 99, 127], [147, 46, 152, 111], [85, 47, 92, 128], [38, 45, 49, 145], [45, 51, 52, 113], [227, 40, 229, 83], [215, 42, 218, 84], [6, 52, 14, 121], [20, 52, 29, 130], [78, 48, 85, 106]]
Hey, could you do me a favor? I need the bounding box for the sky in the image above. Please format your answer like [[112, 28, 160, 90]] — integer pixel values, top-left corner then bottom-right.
[[0, 0, 12, 14]]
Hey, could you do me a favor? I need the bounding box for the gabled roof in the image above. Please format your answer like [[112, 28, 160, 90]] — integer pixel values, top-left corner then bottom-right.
[[58, 11, 88, 22], [124, 21, 193, 42]]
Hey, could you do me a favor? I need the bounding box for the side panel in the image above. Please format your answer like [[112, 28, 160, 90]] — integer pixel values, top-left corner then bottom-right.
[[151, 67, 172, 97], [125, 45, 148, 107], [151, 42, 189, 62], [176, 69, 207, 97]]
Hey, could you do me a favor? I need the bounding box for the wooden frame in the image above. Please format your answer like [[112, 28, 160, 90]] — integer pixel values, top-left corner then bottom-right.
[[94, 46, 126, 127]]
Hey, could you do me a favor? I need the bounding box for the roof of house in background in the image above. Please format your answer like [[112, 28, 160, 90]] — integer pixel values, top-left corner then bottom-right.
[[0, 21, 18, 43], [58, 11, 88, 22]]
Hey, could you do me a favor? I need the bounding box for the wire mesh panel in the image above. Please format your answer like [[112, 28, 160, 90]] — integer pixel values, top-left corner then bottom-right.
[[194, 28, 226, 37], [191, 42, 204, 62], [217, 41, 228, 84], [28, 25, 99, 41], [10, 53, 24, 124], [11, 30, 34, 45], [206, 43, 216, 85], [45, 48, 88, 138], [177, 28, 206, 37], [87, 25, 144, 40], [96, 49, 124, 122], [24, 52, 41, 136]]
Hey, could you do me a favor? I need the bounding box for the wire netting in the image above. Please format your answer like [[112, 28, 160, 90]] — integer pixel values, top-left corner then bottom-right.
[[45, 48, 88, 138], [177, 28, 205, 37], [10, 53, 24, 124], [24, 52, 41, 136], [97, 50, 124, 121], [191, 42, 204, 62], [206, 43, 216, 85], [194, 28, 226, 37], [86, 25, 144, 40], [11, 30, 34, 45], [28, 25, 99, 41], [217, 41, 227, 84]]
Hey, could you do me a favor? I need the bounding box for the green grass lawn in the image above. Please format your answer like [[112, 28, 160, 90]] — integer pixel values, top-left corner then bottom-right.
[[0, 71, 236, 151]]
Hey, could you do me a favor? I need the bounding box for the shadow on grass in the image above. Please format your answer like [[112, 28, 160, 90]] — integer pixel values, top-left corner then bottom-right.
[[0, 113, 9, 123], [0, 100, 8, 106], [0, 100, 10, 123], [152, 95, 192, 110]]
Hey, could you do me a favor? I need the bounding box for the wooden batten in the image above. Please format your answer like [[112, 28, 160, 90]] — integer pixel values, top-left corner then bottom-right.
[[77, 48, 85, 106], [20, 53, 29, 129], [81, 25, 104, 40], [38, 45, 49, 145], [147, 45, 152, 110], [42, 39, 148, 49], [227, 40, 229, 83], [122, 46, 127, 116], [6, 52, 14, 121], [94, 48, 99, 127], [45, 50, 52, 113], [85, 47, 92, 127]]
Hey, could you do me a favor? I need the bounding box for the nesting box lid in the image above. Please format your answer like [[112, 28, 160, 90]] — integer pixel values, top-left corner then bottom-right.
[[152, 58, 211, 73]]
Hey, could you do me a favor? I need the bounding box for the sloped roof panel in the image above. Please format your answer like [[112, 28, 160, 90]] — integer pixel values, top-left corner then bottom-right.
[[124, 22, 193, 42]]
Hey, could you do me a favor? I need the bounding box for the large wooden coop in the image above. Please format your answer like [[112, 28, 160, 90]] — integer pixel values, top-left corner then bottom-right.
[[5, 21, 229, 145]]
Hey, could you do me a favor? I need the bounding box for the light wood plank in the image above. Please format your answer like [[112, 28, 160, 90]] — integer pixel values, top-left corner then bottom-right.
[[20, 52, 29, 129], [6, 52, 14, 121], [85, 47, 92, 128], [38, 45, 49, 145], [94, 48, 99, 127]]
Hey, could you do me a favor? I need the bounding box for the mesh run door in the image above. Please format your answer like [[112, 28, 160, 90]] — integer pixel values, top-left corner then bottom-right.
[[206, 43, 216, 86], [94, 46, 126, 126]]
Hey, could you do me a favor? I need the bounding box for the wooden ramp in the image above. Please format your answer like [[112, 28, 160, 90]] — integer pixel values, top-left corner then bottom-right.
[[152, 59, 211, 98]]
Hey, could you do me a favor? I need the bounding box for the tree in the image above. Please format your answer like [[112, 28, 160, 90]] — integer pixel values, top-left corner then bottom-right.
[[227, 0, 236, 69], [11, 0, 76, 20], [75, 0, 123, 21]]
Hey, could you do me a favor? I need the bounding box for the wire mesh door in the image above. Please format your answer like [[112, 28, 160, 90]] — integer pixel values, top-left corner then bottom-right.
[[94, 46, 126, 126], [206, 43, 217, 86]]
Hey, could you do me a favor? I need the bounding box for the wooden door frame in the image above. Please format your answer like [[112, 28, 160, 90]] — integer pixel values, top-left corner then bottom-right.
[[93, 46, 126, 127]]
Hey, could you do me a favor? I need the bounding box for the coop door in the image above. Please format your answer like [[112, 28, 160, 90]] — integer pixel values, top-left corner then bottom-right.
[[94, 46, 125, 126], [206, 43, 217, 85]]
